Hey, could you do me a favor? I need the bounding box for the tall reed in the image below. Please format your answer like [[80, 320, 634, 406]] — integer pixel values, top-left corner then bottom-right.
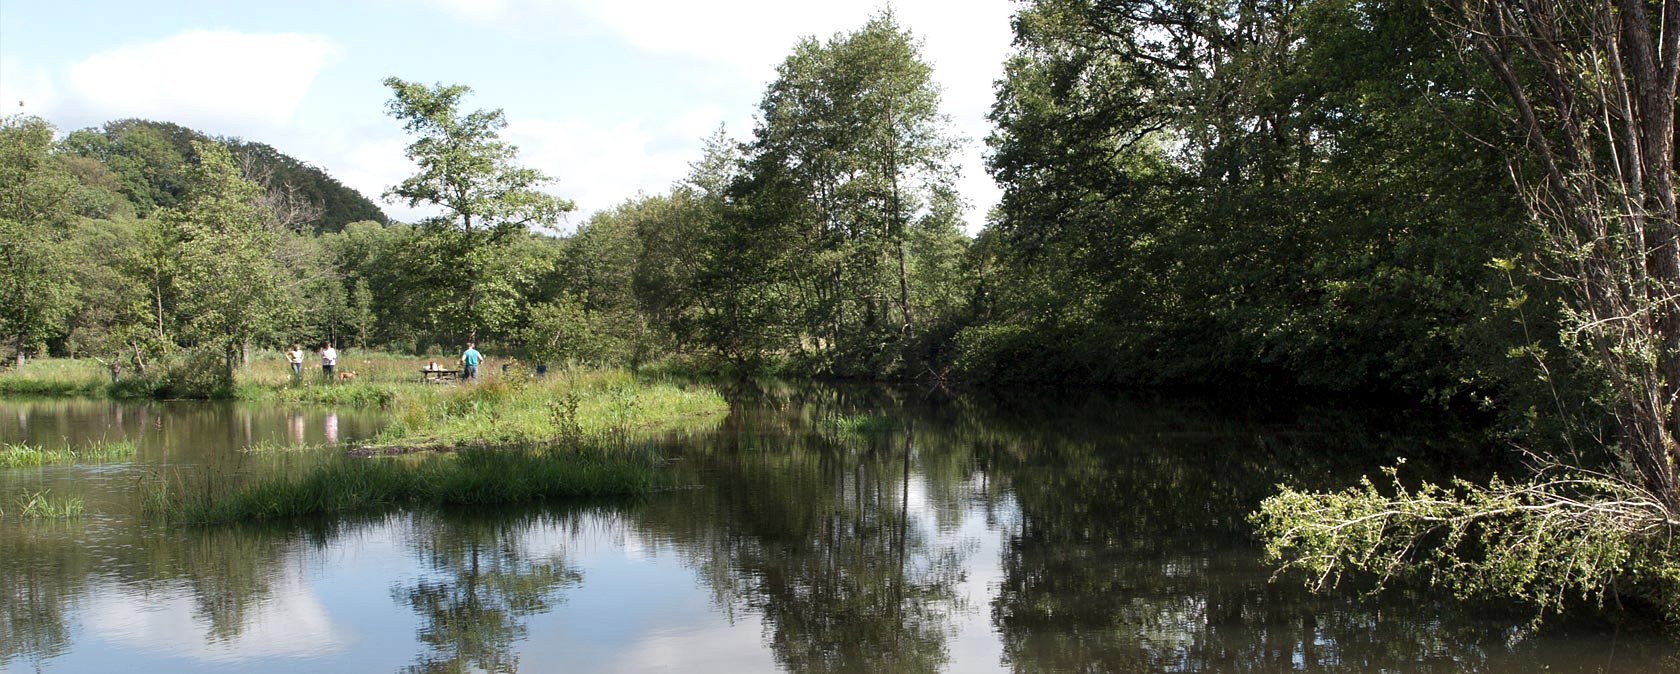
[[13, 490, 85, 519], [0, 440, 137, 468]]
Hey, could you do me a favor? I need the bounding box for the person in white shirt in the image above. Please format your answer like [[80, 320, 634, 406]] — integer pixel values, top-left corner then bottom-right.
[[321, 342, 338, 379], [287, 344, 304, 382]]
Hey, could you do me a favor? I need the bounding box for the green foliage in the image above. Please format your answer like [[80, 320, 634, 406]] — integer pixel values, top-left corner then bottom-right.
[[152, 348, 236, 399], [58, 119, 385, 228], [1253, 463, 1680, 624], [381, 77, 575, 342], [971, 0, 1529, 395], [724, 11, 970, 377], [225, 140, 387, 232], [162, 141, 292, 379], [0, 115, 80, 367], [520, 294, 619, 366]]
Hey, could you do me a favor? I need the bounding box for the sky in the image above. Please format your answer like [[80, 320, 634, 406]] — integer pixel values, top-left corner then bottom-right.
[[0, 0, 1018, 233]]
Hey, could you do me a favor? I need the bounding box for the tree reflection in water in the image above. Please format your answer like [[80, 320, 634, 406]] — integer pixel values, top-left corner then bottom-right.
[[0, 524, 88, 667], [394, 509, 585, 674], [629, 386, 975, 674]]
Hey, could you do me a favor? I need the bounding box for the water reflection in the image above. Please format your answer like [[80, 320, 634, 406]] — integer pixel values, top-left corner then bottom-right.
[[325, 411, 340, 445], [636, 414, 968, 674], [1, 390, 1676, 673], [396, 509, 585, 673]]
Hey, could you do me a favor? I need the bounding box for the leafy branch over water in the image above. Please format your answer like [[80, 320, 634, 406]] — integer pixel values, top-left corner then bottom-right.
[[1252, 462, 1680, 624]]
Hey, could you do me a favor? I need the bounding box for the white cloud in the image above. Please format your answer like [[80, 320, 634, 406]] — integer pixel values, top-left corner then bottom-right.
[[84, 573, 349, 662], [417, 0, 514, 22], [328, 135, 423, 220], [508, 116, 695, 222], [63, 30, 339, 133], [314, 114, 705, 229], [0, 57, 59, 118]]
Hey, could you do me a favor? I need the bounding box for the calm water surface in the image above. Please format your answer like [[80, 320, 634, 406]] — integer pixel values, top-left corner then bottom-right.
[[0, 389, 1674, 673]]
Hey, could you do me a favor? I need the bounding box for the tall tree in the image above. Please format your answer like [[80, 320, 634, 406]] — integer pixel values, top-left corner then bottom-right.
[[739, 11, 967, 375], [381, 77, 573, 343], [163, 141, 290, 380], [0, 115, 79, 368]]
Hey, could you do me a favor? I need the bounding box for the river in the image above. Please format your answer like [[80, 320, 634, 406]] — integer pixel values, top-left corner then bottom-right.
[[0, 387, 1672, 673]]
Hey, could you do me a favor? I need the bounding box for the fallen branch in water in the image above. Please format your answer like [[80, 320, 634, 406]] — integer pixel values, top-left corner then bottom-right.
[[1251, 460, 1680, 625]]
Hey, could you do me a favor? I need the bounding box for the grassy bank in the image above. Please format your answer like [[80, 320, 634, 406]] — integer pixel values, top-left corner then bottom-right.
[[0, 353, 683, 408], [0, 359, 109, 397]]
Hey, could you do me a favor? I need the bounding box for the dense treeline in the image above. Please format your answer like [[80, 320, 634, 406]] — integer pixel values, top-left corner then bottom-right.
[[0, 4, 1654, 413], [0, 3, 1644, 411], [973, 0, 1534, 398]]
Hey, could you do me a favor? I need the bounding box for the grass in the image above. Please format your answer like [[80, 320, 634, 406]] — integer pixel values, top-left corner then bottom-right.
[[240, 440, 334, 454], [371, 368, 726, 450], [0, 358, 109, 397], [11, 490, 85, 519], [0, 439, 137, 468], [148, 445, 665, 525], [824, 413, 904, 436]]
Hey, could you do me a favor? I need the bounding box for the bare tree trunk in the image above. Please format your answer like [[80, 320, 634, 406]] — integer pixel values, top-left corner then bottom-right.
[[1456, 0, 1680, 510]]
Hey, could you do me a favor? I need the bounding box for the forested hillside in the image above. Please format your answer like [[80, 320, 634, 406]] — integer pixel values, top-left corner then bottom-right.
[[56, 118, 387, 231]]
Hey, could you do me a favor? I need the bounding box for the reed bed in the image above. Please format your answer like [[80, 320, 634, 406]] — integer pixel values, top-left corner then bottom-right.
[[0, 440, 137, 468]]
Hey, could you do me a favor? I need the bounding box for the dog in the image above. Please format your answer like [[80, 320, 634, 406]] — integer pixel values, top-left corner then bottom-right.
[[337, 370, 358, 380]]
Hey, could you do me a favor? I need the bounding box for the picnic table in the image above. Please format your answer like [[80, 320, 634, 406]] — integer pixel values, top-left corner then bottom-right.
[[419, 368, 461, 383]]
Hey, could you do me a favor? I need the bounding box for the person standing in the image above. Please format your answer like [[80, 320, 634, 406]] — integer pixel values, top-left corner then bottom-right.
[[461, 341, 482, 382], [321, 342, 338, 380], [287, 344, 304, 383]]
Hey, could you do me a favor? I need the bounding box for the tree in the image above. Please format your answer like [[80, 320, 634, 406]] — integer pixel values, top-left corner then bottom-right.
[[381, 77, 573, 343], [1254, 0, 1680, 623], [734, 11, 968, 375], [1456, 0, 1679, 511], [163, 141, 290, 380], [0, 115, 79, 368]]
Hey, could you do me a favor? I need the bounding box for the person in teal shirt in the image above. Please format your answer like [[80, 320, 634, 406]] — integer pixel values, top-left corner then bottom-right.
[[461, 341, 483, 381]]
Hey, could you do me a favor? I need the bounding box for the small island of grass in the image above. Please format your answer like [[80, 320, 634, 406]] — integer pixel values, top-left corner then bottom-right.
[[143, 368, 725, 525]]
